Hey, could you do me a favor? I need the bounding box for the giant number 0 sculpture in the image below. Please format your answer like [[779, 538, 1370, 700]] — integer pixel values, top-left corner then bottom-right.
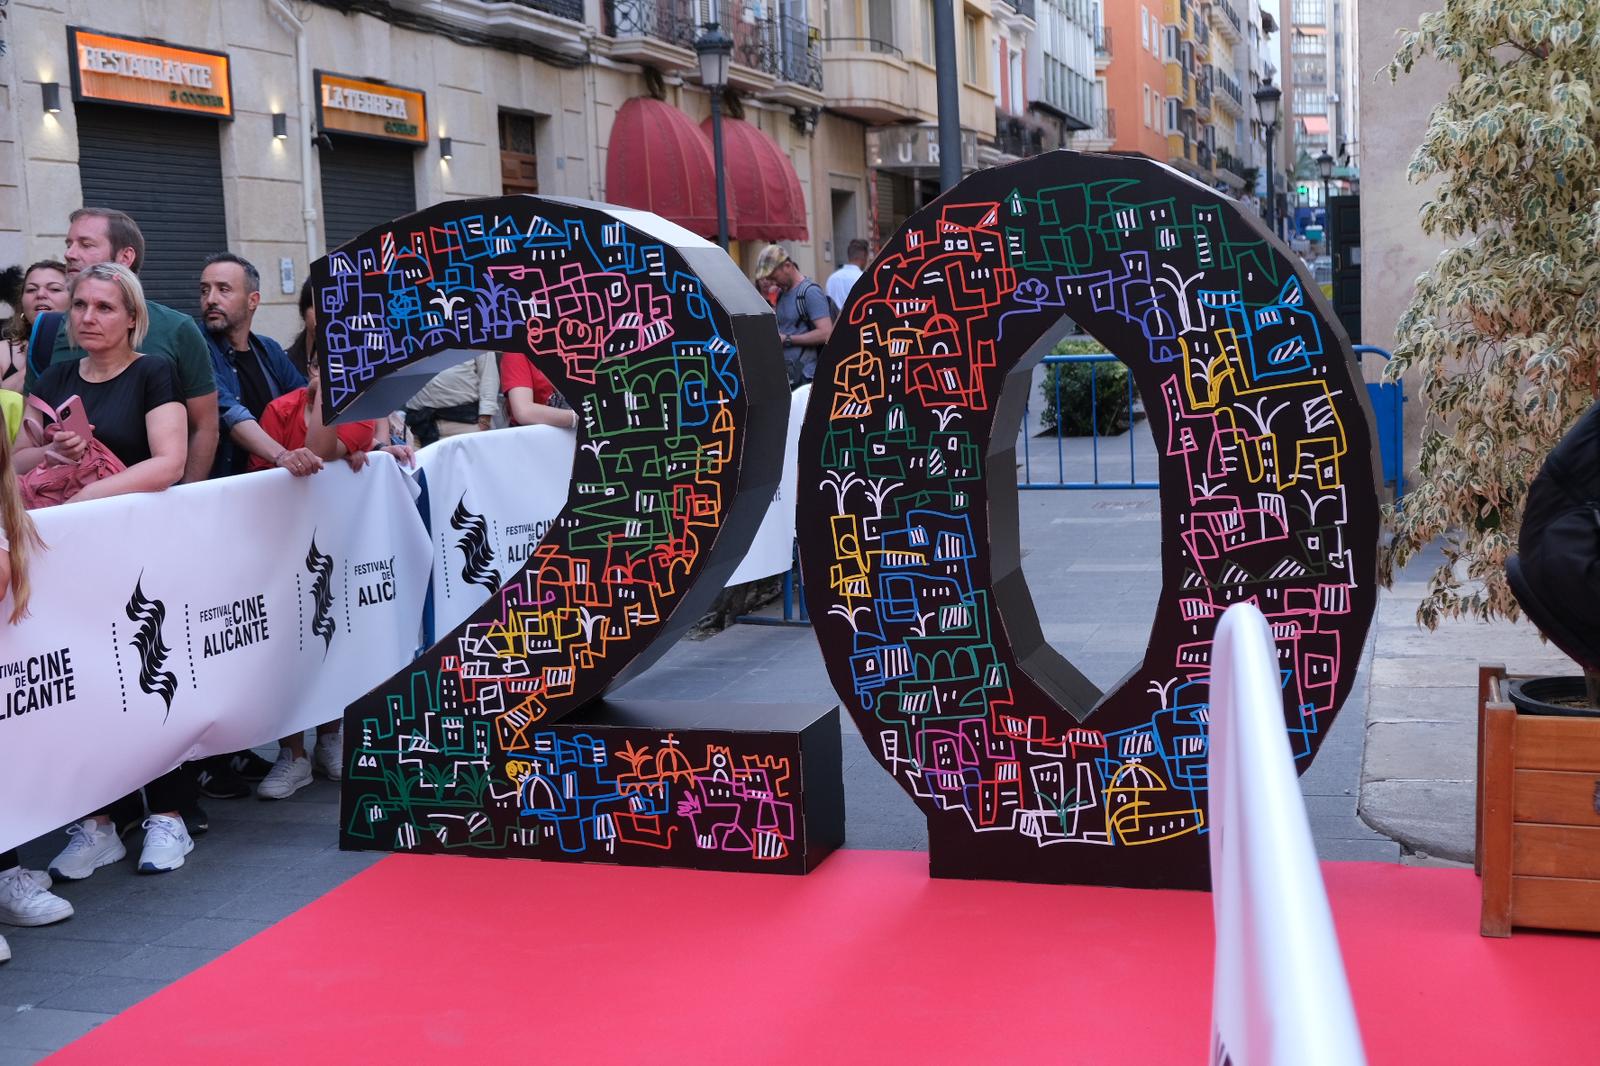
[[317, 197, 833, 872], [798, 152, 1381, 889]]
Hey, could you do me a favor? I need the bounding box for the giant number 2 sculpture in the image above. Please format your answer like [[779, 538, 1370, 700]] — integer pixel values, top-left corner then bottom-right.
[[798, 152, 1381, 889], [315, 196, 797, 867]]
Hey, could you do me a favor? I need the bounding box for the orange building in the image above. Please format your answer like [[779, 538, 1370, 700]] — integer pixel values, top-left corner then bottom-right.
[[1100, 0, 1173, 160]]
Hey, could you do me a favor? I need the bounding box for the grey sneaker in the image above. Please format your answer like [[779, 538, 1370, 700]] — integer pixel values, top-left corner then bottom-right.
[[313, 729, 344, 782], [257, 750, 313, 800], [0, 866, 73, 926], [137, 815, 194, 873], [48, 819, 127, 881]]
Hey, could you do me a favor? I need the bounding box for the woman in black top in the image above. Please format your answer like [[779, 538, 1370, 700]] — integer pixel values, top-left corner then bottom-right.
[[14, 262, 186, 500], [15, 263, 196, 882]]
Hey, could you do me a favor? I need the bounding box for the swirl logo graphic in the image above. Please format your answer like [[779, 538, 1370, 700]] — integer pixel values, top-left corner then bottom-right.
[[124, 577, 178, 719], [450, 494, 499, 593], [305, 535, 337, 653]]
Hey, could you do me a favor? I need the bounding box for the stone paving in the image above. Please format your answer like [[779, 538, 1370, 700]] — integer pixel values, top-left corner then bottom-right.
[[0, 422, 1512, 1061]]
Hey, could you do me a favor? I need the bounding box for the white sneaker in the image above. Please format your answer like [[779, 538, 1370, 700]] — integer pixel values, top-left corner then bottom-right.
[[137, 815, 194, 873], [48, 819, 127, 881], [0, 933, 9, 963], [0, 866, 74, 926], [313, 729, 343, 781], [257, 750, 313, 800]]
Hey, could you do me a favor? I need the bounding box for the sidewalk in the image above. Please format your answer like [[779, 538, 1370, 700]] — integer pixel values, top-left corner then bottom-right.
[[1359, 546, 1572, 863]]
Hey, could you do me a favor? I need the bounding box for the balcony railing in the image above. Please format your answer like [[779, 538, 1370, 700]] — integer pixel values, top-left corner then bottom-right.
[[1215, 146, 1248, 176], [995, 113, 1045, 158], [605, 0, 697, 48], [1095, 23, 1112, 58], [1211, 0, 1242, 36], [823, 36, 903, 58], [605, 0, 822, 90], [1197, 143, 1213, 170], [1087, 106, 1116, 140], [511, 0, 585, 19], [999, 0, 1037, 20], [1213, 67, 1243, 108]]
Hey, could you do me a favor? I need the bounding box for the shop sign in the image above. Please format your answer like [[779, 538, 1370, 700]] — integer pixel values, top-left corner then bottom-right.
[[315, 71, 427, 145], [68, 27, 232, 119]]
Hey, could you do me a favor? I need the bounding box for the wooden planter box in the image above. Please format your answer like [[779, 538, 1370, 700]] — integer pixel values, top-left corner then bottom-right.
[[1476, 664, 1600, 936]]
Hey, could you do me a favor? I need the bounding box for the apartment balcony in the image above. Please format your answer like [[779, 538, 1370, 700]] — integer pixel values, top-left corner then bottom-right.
[[1208, 0, 1243, 43], [997, 0, 1037, 22], [1215, 145, 1250, 181], [1196, 143, 1213, 172], [1195, 77, 1212, 121], [1094, 24, 1112, 71], [604, 0, 698, 73], [994, 111, 1046, 159], [1212, 66, 1244, 114], [1193, 17, 1211, 59], [821, 37, 916, 124], [737, 12, 825, 106], [604, 0, 823, 103], [1071, 106, 1115, 151], [390, 0, 589, 57]]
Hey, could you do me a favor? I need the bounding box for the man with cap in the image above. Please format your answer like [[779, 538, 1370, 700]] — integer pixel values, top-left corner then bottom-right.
[[754, 244, 832, 388]]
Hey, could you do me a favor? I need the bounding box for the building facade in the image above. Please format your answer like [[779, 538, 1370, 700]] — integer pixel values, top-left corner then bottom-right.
[[0, 0, 879, 339]]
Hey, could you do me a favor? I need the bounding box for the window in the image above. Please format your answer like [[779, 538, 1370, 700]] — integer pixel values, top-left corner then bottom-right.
[[1166, 97, 1179, 134], [1141, 7, 1150, 50], [964, 13, 980, 83], [922, 0, 935, 62], [1294, 89, 1326, 113], [1009, 49, 1023, 111], [1164, 26, 1179, 61], [1143, 85, 1152, 127]]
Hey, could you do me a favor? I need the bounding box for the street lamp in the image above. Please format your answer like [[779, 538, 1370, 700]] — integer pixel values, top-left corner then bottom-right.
[[696, 23, 734, 251], [1317, 149, 1335, 210], [1253, 78, 1282, 238]]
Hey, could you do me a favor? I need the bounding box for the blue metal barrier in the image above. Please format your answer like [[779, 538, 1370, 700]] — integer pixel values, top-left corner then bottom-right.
[[1353, 345, 1406, 501], [1019, 353, 1157, 490]]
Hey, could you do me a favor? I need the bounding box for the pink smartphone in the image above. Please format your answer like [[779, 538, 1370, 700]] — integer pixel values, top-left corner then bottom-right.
[[53, 396, 94, 441]]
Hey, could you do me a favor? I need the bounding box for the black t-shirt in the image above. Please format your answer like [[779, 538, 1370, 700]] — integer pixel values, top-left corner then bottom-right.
[[231, 346, 273, 420], [32, 356, 183, 468]]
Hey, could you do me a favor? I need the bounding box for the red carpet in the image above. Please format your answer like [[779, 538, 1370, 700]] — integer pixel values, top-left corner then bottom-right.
[[47, 851, 1598, 1064]]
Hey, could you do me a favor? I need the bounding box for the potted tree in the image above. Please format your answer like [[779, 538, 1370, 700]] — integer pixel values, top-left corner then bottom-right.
[[1383, 3, 1600, 708]]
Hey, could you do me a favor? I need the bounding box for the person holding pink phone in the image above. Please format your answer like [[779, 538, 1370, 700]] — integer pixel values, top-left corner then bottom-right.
[[12, 261, 197, 880]]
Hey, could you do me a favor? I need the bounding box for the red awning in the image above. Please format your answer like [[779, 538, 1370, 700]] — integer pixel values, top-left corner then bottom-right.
[[700, 116, 809, 243], [1300, 115, 1330, 136], [606, 97, 721, 239]]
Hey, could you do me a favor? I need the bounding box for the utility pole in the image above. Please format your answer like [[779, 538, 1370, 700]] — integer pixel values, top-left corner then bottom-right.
[[933, 0, 962, 191]]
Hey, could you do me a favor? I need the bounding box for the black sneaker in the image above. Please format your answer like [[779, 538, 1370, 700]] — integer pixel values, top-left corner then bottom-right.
[[195, 758, 251, 800], [181, 801, 209, 836], [226, 751, 277, 782]]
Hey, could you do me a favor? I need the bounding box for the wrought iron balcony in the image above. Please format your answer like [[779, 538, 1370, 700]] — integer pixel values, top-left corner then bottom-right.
[[1095, 23, 1112, 58], [510, 0, 584, 19], [998, 0, 1037, 20], [605, 0, 698, 50]]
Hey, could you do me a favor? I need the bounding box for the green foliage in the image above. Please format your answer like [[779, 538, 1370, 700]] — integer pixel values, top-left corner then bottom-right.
[[1384, 1, 1600, 627], [1039, 340, 1135, 437]]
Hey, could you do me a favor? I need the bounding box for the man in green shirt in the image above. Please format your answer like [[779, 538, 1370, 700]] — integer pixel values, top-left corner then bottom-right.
[[26, 207, 218, 483]]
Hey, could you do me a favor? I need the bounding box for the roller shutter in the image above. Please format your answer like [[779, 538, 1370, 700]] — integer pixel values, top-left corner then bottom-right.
[[76, 105, 227, 318], [319, 136, 418, 252]]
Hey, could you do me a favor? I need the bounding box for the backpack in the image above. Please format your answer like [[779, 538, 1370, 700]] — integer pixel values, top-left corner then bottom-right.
[[796, 280, 839, 330], [1506, 400, 1600, 671], [27, 311, 65, 381]]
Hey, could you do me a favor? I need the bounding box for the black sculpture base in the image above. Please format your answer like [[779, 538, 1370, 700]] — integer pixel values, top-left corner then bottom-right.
[[341, 700, 844, 876], [926, 808, 1211, 891]]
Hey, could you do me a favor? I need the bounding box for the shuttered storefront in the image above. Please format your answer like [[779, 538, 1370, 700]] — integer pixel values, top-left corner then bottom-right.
[[319, 137, 419, 252], [76, 106, 228, 317]]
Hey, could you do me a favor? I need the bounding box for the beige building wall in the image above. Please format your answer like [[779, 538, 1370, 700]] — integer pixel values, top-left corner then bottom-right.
[[1, 0, 595, 342], [1357, 0, 1448, 465]]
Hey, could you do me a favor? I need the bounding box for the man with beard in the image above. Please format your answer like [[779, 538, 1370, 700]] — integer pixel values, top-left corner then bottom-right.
[[198, 253, 318, 478], [188, 253, 322, 803]]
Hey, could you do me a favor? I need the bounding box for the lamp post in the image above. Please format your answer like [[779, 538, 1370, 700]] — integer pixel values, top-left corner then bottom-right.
[[1254, 78, 1282, 239], [696, 23, 734, 250], [1317, 149, 1335, 211]]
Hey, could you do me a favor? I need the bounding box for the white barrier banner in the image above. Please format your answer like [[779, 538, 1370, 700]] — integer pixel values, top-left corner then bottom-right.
[[1208, 603, 1366, 1066], [0, 459, 430, 853], [727, 384, 807, 585], [413, 425, 575, 637]]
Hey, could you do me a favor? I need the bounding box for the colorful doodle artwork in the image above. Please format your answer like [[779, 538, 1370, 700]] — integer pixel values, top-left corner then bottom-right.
[[313, 196, 811, 870], [797, 152, 1381, 889]]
